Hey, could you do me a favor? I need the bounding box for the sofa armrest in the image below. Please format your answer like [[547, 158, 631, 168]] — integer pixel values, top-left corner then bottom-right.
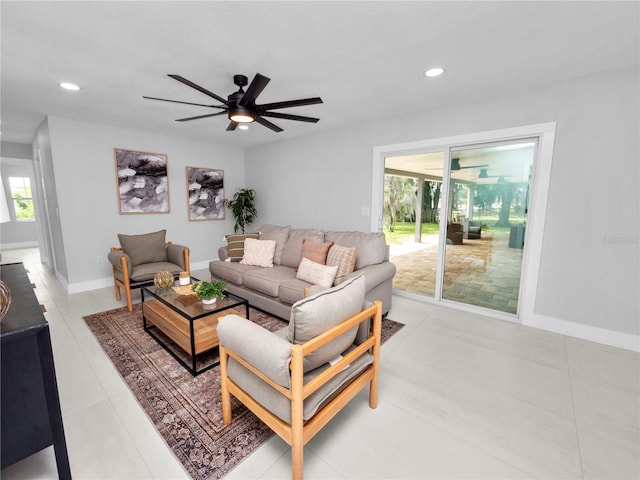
[[218, 314, 292, 388], [218, 245, 229, 261], [348, 262, 396, 291], [108, 248, 131, 278]]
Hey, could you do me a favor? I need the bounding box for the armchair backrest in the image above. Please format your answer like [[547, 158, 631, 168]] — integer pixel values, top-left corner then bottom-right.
[[118, 229, 168, 265], [286, 274, 365, 372]]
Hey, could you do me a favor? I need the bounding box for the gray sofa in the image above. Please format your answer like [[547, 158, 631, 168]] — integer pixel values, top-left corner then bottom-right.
[[209, 224, 396, 320]]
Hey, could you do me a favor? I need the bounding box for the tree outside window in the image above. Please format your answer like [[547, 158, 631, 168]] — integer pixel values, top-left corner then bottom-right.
[[8, 176, 35, 221]]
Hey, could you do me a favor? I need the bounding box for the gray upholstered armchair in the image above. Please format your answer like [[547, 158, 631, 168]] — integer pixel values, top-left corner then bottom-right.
[[468, 220, 483, 239], [217, 274, 381, 480], [108, 229, 190, 311]]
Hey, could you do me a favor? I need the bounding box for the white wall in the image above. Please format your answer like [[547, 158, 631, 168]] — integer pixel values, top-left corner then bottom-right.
[[42, 116, 245, 292], [35, 119, 68, 279], [245, 67, 639, 342]]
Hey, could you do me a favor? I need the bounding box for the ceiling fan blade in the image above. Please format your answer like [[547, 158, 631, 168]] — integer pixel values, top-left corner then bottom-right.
[[142, 96, 226, 109], [460, 164, 489, 170], [257, 97, 323, 110], [260, 111, 320, 123], [254, 115, 283, 132], [226, 121, 239, 131], [175, 112, 227, 122], [240, 73, 270, 106], [168, 74, 228, 104]]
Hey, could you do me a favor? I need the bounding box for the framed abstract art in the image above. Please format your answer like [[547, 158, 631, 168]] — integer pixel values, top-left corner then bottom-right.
[[186, 166, 225, 221], [114, 148, 170, 214]]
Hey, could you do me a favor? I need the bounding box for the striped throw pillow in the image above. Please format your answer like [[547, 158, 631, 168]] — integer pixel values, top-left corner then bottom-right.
[[225, 232, 260, 262], [326, 244, 357, 285]]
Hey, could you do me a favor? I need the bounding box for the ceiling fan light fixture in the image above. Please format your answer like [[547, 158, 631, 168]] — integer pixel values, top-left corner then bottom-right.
[[229, 106, 254, 123], [479, 168, 489, 179]]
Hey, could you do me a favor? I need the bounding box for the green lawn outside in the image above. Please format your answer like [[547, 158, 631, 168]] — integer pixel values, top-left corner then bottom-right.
[[384, 215, 526, 245]]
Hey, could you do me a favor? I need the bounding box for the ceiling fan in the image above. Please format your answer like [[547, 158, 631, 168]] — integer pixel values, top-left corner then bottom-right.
[[478, 168, 507, 182], [425, 158, 488, 171], [450, 158, 488, 171], [143, 73, 323, 133]]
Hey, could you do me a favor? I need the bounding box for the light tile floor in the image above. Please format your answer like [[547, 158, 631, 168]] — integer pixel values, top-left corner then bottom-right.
[[1, 248, 638, 479]]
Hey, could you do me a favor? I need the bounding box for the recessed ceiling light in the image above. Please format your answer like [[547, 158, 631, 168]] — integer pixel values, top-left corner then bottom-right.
[[424, 67, 444, 78], [238, 125, 249, 130], [59, 82, 81, 91]]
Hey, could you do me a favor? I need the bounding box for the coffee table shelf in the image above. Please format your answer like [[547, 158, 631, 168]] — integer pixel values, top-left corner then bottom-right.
[[141, 279, 249, 375]]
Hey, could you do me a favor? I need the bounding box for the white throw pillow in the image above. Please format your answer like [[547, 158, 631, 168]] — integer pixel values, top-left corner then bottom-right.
[[240, 238, 276, 267], [296, 257, 338, 288]]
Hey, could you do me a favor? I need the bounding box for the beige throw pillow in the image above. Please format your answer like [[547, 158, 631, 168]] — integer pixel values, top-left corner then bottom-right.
[[296, 257, 338, 288], [240, 238, 276, 268]]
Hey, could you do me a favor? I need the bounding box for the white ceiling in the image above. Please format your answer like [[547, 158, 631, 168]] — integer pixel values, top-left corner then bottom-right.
[[1, 1, 638, 149]]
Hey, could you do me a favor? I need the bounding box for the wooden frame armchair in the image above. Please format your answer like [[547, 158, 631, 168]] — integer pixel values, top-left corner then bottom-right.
[[107, 230, 190, 312], [217, 274, 381, 480]]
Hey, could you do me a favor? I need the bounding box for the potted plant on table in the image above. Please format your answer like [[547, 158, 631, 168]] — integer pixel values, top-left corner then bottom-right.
[[191, 279, 227, 305], [226, 188, 257, 233]]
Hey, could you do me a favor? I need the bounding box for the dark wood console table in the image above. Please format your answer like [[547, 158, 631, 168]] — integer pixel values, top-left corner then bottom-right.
[[1, 262, 71, 479]]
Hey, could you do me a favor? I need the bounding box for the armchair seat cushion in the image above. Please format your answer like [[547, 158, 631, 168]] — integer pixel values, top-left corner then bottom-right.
[[227, 347, 373, 424], [129, 261, 185, 283]]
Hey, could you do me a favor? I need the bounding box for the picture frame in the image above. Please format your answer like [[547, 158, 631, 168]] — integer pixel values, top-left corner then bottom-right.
[[114, 148, 170, 214], [186, 166, 225, 221]]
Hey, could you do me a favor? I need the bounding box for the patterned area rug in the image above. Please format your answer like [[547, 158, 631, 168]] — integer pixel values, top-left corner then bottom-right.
[[84, 304, 404, 480]]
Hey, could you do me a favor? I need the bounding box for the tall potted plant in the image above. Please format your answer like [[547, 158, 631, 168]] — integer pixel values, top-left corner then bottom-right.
[[226, 188, 257, 233]]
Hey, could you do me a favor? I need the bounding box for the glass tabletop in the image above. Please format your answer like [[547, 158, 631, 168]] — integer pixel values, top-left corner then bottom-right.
[[141, 277, 248, 321]]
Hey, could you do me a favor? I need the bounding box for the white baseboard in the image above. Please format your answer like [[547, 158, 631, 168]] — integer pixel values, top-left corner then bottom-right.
[[67, 277, 114, 294], [394, 290, 639, 352], [190, 260, 211, 271], [526, 313, 640, 352], [66, 260, 212, 294], [1, 241, 39, 250]]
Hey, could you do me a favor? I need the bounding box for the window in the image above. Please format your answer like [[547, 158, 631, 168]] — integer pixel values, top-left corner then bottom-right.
[[9, 176, 35, 221]]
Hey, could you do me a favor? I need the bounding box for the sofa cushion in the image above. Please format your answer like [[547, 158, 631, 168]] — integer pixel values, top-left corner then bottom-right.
[[296, 257, 338, 288], [326, 244, 357, 285], [278, 278, 310, 305], [240, 238, 276, 268], [210, 260, 263, 286], [287, 274, 365, 372], [301, 239, 333, 265], [225, 232, 260, 262], [118, 230, 167, 266], [324, 231, 387, 269], [243, 266, 297, 297], [280, 228, 325, 268], [254, 224, 290, 265]]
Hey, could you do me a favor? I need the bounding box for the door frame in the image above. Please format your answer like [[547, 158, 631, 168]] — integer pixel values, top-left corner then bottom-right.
[[371, 122, 556, 325]]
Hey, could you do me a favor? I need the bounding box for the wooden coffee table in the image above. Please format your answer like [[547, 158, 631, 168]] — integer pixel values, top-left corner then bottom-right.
[[141, 279, 249, 375]]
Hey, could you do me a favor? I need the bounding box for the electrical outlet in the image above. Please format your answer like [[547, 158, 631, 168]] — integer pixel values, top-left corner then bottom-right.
[[96, 256, 104, 264]]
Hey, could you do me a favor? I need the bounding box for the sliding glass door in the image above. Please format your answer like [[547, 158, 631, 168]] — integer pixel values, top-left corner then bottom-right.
[[442, 141, 536, 314], [384, 151, 444, 298], [383, 138, 537, 316]]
